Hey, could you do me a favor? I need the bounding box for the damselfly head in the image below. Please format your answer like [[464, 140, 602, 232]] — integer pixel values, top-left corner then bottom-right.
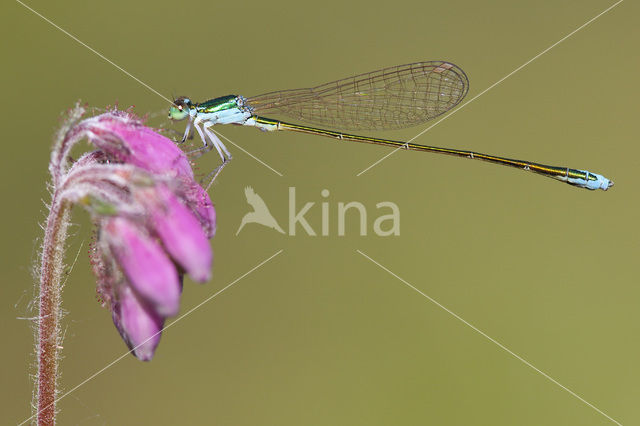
[[168, 97, 192, 121]]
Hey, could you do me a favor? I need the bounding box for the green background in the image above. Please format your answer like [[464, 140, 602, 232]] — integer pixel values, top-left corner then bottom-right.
[[2, 0, 638, 424]]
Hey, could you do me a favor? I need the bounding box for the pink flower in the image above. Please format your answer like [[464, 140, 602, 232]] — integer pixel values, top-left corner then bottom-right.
[[111, 285, 165, 361], [53, 106, 215, 360]]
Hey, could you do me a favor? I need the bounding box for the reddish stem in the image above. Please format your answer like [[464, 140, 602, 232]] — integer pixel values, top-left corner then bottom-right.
[[36, 195, 71, 425]]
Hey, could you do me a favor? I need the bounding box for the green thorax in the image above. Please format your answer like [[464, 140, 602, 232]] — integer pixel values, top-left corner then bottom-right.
[[197, 95, 239, 114]]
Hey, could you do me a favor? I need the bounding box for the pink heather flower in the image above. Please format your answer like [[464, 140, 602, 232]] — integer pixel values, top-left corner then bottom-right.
[[104, 217, 182, 317], [139, 184, 213, 282], [111, 285, 165, 361], [51, 105, 215, 360]]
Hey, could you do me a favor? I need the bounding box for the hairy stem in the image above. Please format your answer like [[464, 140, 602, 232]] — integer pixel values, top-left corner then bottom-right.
[[36, 194, 71, 426]]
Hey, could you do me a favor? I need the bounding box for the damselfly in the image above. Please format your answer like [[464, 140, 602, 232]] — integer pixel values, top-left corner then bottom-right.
[[168, 61, 612, 191]]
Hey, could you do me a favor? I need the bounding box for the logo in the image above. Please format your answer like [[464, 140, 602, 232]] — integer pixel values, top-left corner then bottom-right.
[[236, 187, 400, 236], [236, 186, 285, 235]]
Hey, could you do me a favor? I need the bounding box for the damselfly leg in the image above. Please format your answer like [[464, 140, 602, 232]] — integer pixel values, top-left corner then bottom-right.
[[183, 116, 233, 189], [180, 118, 193, 144]]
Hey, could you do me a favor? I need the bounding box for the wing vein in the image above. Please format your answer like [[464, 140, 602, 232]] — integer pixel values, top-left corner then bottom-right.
[[246, 61, 469, 131]]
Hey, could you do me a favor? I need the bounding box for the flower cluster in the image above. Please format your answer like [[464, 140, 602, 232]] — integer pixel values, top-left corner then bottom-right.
[[51, 106, 215, 360]]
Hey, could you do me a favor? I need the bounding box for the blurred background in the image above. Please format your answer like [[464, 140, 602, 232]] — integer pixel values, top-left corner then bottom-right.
[[2, 0, 638, 424]]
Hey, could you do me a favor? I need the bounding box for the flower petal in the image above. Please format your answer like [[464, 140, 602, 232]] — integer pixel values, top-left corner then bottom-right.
[[142, 185, 212, 282], [80, 112, 194, 179], [105, 217, 181, 316], [184, 182, 217, 238], [112, 285, 164, 361]]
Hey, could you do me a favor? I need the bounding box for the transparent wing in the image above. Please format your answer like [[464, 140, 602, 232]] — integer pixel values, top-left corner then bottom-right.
[[245, 61, 469, 131]]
